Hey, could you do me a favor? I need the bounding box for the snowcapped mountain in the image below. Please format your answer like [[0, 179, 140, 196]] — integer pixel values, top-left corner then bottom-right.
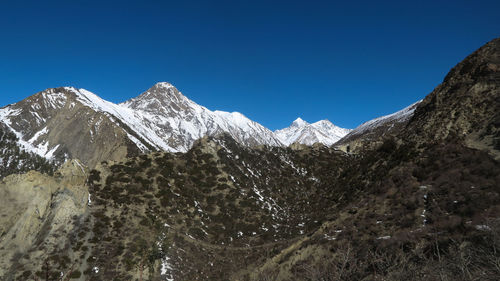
[[275, 118, 352, 146], [0, 83, 283, 167], [0, 81, 361, 167], [0, 87, 145, 167], [120, 82, 283, 151]]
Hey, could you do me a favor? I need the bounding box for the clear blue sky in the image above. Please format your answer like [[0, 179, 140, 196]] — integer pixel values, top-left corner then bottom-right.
[[0, 0, 499, 130]]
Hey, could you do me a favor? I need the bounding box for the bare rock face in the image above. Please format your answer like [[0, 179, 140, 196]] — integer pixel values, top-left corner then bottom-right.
[[0, 160, 88, 280]]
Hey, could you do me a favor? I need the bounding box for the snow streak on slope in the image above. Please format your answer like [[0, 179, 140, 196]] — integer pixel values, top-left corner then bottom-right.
[[346, 100, 422, 138], [275, 118, 352, 146], [69, 87, 174, 152], [0, 107, 60, 159]]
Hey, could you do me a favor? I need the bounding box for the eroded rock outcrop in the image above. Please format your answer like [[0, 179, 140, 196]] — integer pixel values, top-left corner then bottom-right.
[[0, 160, 88, 280]]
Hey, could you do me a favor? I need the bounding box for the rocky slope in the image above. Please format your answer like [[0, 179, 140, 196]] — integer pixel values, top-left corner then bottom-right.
[[405, 37, 500, 159], [0, 133, 353, 280], [275, 118, 351, 146], [2, 132, 499, 280], [244, 37, 500, 280], [83, 135, 351, 280], [0, 87, 145, 168], [337, 38, 500, 156], [0, 160, 89, 280]]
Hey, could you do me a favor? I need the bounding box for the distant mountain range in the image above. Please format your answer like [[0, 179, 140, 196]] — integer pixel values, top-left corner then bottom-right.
[[0, 83, 285, 167], [1, 82, 417, 167]]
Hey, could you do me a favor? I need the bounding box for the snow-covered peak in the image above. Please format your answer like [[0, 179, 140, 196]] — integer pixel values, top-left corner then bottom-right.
[[117, 82, 283, 149], [155, 82, 175, 89], [213, 111, 253, 130], [275, 118, 351, 146], [291, 117, 309, 127], [311, 119, 334, 130], [69, 83, 282, 151], [120, 82, 190, 113], [147, 81, 179, 96], [4, 82, 361, 162]]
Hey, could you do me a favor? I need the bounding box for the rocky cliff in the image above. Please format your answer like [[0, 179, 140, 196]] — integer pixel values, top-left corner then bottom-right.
[[0, 160, 88, 280]]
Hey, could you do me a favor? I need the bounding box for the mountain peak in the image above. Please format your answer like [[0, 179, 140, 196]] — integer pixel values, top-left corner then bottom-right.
[[153, 81, 176, 90], [276, 117, 351, 146], [147, 82, 180, 96], [121, 82, 187, 111], [312, 119, 333, 127], [291, 117, 309, 127]]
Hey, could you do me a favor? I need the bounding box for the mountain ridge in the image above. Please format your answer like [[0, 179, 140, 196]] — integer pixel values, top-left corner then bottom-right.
[[275, 117, 351, 146], [335, 101, 422, 151], [0, 83, 355, 168], [0, 84, 286, 167]]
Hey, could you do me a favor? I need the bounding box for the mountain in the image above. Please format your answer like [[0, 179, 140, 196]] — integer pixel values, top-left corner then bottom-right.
[[335, 101, 421, 151], [1, 38, 500, 281], [405, 37, 500, 159], [337, 38, 500, 156], [0, 87, 149, 168], [0, 83, 283, 168], [119, 82, 283, 151], [275, 118, 351, 146], [0, 134, 354, 280], [2, 132, 499, 280]]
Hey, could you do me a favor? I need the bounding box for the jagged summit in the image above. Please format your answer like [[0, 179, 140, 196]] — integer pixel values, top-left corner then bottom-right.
[[290, 117, 309, 127], [275, 118, 351, 146], [155, 81, 175, 88], [121, 82, 188, 112]]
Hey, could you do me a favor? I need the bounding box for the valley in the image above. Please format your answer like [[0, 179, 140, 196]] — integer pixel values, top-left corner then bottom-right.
[[0, 38, 499, 281]]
